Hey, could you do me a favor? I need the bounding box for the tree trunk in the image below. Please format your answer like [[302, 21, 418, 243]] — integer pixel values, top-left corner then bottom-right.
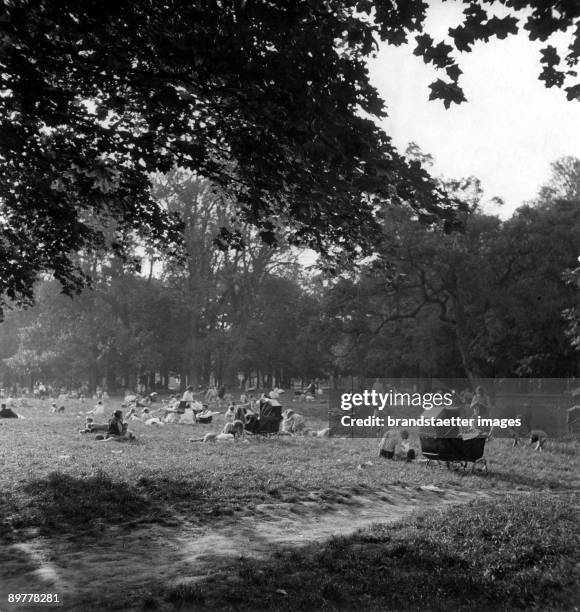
[[452, 297, 477, 385]]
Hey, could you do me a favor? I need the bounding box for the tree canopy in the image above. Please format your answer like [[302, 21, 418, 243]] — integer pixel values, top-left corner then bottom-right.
[[1, 0, 579, 316]]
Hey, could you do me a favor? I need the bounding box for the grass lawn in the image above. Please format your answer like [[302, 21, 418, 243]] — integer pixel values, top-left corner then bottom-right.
[[0, 398, 579, 610], [189, 493, 580, 611]]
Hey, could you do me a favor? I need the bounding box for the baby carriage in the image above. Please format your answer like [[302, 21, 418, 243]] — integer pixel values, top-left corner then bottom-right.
[[245, 399, 283, 434], [419, 406, 488, 472], [420, 435, 488, 472]]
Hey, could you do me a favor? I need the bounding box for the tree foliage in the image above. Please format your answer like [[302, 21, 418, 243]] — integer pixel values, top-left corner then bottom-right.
[[563, 264, 580, 351], [321, 159, 580, 379], [1, 1, 578, 316]]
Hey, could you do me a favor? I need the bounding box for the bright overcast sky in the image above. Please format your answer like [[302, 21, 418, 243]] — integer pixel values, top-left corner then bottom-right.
[[368, 2, 580, 219]]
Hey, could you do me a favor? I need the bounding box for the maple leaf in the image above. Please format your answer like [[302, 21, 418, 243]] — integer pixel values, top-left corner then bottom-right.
[[414, 33, 433, 57], [428, 79, 468, 108], [540, 45, 560, 67], [542, 68, 565, 88], [446, 64, 463, 82], [487, 15, 519, 40], [448, 26, 474, 52], [565, 83, 580, 101], [429, 41, 455, 68]]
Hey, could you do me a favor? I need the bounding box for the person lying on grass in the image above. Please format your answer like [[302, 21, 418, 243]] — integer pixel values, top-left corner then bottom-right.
[[378, 429, 415, 462], [79, 416, 108, 434], [188, 424, 239, 443]]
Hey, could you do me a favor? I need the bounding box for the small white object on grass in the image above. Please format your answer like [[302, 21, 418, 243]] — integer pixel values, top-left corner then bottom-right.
[[216, 433, 235, 441]]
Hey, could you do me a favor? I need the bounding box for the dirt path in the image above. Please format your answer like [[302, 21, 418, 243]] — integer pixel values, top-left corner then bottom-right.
[[0, 484, 488, 611]]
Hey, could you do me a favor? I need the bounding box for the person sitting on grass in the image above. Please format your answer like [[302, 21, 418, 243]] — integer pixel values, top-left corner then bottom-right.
[[224, 403, 243, 424], [399, 430, 416, 461], [529, 429, 548, 452], [233, 403, 246, 423], [222, 420, 244, 438], [96, 410, 135, 441], [0, 403, 19, 418], [378, 429, 396, 458], [224, 402, 235, 421], [281, 409, 306, 434], [86, 400, 106, 417], [108, 410, 126, 436]]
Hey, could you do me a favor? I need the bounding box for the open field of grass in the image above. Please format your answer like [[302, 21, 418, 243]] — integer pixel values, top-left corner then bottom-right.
[[0, 398, 579, 611]]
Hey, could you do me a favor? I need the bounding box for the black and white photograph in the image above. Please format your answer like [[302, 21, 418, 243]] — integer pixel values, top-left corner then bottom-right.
[[0, 1, 579, 610]]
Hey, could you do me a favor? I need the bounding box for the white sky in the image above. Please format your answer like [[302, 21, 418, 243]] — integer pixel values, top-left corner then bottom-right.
[[368, 2, 580, 219]]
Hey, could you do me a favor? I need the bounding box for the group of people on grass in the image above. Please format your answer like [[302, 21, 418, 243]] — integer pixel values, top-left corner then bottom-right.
[[66, 381, 554, 452], [75, 385, 320, 443]]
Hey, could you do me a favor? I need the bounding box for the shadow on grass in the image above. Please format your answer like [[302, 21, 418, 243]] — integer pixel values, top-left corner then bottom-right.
[[6, 471, 215, 536]]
